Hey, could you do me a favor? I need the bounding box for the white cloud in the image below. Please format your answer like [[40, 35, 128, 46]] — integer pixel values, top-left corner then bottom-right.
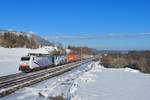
[[47, 33, 150, 40], [139, 33, 150, 35]]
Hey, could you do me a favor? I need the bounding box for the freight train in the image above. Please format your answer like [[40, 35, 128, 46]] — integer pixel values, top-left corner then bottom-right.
[[19, 52, 81, 72]]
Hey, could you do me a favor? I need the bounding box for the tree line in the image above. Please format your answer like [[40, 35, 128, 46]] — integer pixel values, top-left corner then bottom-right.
[[67, 45, 97, 55], [0, 32, 38, 48], [101, 51, 150, 73]]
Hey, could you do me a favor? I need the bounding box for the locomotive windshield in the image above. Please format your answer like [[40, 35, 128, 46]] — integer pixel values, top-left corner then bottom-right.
[[21, 57, 30, 61]]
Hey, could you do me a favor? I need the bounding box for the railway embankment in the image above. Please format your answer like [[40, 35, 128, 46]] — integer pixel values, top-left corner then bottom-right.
[[0, 58, 94, 97]]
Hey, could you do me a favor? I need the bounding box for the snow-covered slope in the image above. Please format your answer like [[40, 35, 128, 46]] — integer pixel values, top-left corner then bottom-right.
[[2, 61, 150, 100], [29, 46, 58, 54], [0, 47, 31, 76], [70, 62, 150, 100]]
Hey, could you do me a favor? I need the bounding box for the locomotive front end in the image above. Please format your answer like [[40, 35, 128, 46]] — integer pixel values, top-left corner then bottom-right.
[[19, 56, 31, 72]]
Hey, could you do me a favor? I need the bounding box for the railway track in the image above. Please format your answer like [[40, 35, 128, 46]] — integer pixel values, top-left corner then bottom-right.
[[0, 58, 94, 97], [0, 73, 24, 82]]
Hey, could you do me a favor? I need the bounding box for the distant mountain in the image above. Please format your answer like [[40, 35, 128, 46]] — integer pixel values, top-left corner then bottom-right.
[[99, 50, 129, 54], [90, 48, 99, 54], [0, 29, 54, 48], [32, 34, 54, 46]]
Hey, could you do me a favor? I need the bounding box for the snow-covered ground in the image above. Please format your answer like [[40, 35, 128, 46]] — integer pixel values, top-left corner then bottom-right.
[[2, 61, 150, 100], [0, 47, 57, 76], [0, 47, 31, 76], [70, 62, 150, 100], [2, 62, 93, 100]]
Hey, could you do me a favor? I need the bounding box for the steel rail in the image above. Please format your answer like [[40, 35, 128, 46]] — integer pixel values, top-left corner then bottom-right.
[[0, 58, 93, 97]]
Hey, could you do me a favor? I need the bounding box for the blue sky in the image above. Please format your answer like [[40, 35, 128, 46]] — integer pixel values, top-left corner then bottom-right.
[[0, 0, 150, 50]]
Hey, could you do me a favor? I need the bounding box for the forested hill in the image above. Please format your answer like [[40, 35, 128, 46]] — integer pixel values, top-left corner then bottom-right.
[[0, 30, 54, 48]]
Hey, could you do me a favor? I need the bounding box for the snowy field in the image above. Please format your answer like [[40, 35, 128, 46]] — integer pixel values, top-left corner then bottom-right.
[[0, 47, 31, 76], [0, 47, 56, 76], [2, 61, 150, 100], [70, 62, 150, 100]]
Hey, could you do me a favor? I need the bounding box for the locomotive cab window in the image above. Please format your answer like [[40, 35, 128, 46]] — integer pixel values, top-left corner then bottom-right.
[[21, 57, 30, 61]]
